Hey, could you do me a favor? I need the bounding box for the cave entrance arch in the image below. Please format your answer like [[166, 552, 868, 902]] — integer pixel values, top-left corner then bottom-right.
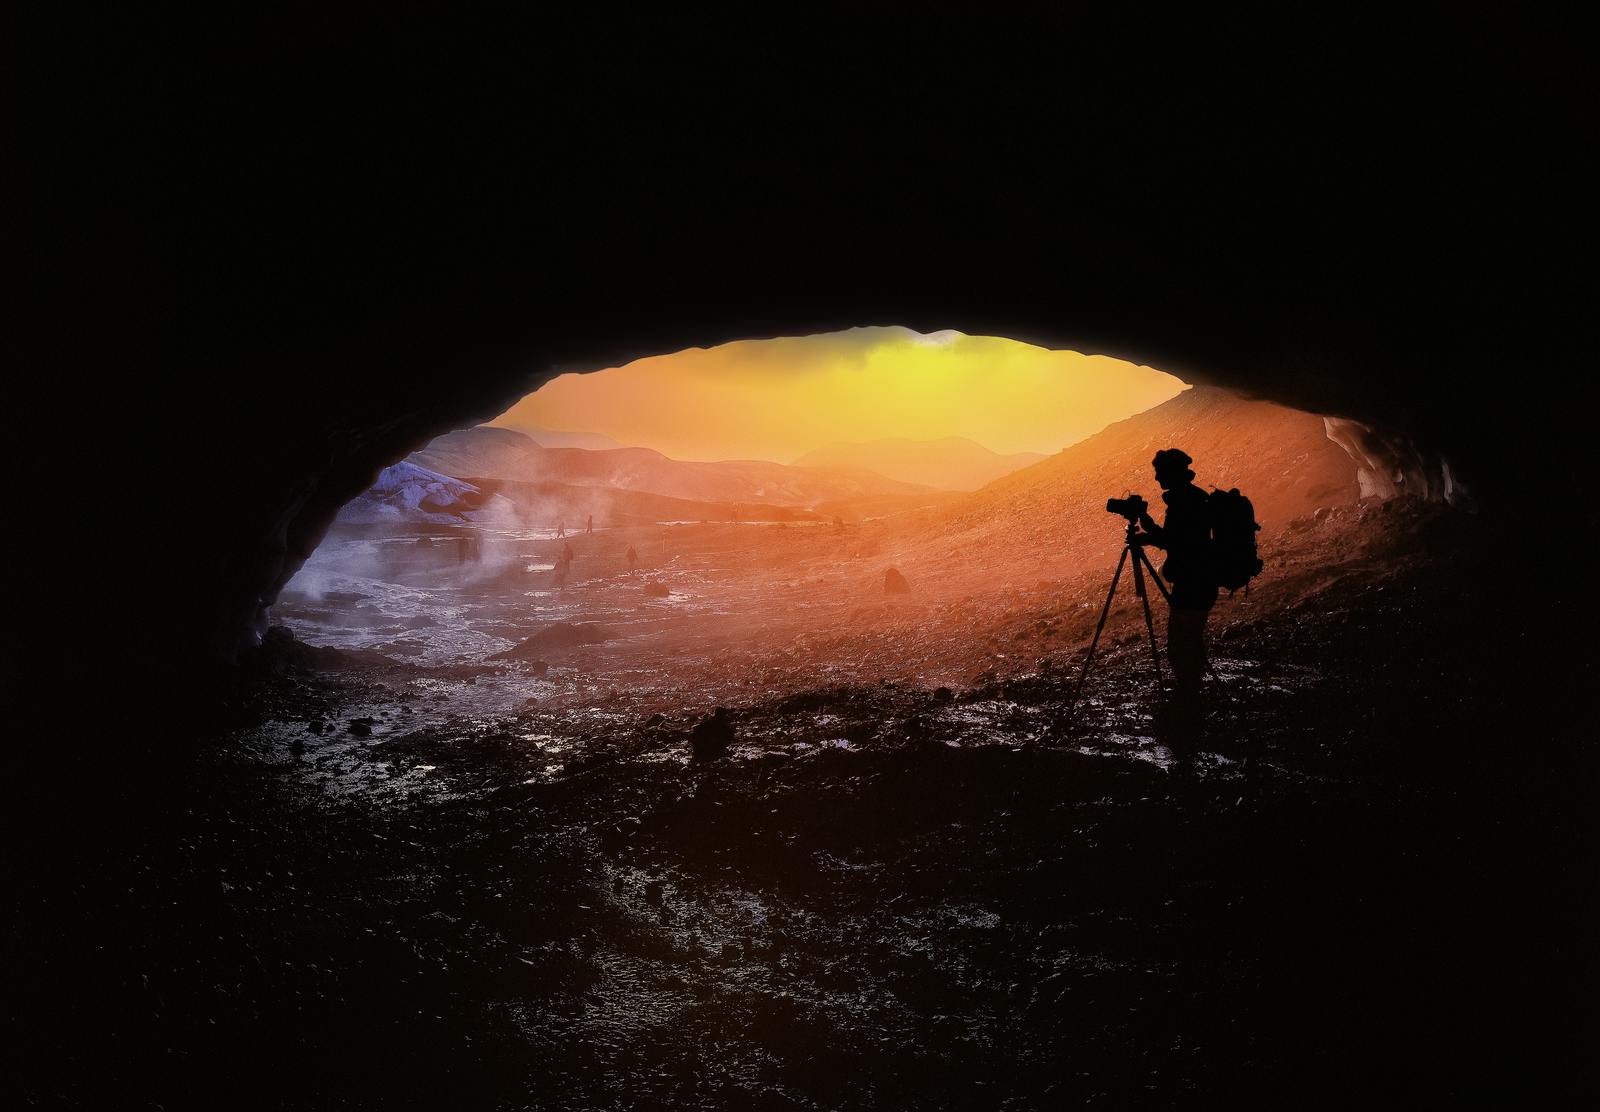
[[268, 325, 1401, 702]]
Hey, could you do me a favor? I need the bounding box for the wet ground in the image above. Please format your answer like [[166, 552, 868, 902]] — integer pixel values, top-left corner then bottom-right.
[[7, 504, 1593, 1108]]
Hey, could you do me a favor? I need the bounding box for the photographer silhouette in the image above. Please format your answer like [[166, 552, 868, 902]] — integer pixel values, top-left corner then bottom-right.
[[1131, 448, 1218, 702], [1068, 448, 1227, 726]]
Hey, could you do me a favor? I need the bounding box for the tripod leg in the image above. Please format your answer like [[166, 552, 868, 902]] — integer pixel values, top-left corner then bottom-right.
[[1068, 545, 1129, 711], [1130, 546, 1163, 684], [1133, 544, 1170, 605]]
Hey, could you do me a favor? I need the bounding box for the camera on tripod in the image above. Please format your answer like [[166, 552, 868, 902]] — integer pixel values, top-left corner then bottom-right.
[[1068, 490, 1172, 715], [1105, 493, 1148, 521]]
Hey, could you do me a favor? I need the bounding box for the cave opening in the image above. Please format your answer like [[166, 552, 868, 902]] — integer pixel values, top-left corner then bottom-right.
[[271, 325, 1412, 750]]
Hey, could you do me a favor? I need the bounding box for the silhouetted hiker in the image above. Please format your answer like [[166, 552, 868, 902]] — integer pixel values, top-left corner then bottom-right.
[[586, 514, 593, 534], [626, 544, 638, 572], [562, 540, 575, 568], [556, 520, 566, 539], [1133, 448, 1218, 702]]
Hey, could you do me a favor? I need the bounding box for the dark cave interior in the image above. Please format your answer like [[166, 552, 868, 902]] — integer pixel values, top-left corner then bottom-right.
[[7, 14, 1595, 1109]]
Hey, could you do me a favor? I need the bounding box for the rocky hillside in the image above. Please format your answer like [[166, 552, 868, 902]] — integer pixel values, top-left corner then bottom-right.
[[334, 462, 516, 525], [410, 427, 545, 478], [877, 386, 1362, 590]]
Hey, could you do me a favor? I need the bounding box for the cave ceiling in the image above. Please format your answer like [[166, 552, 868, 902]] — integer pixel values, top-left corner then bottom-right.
[[17, 14, 1586, 664]]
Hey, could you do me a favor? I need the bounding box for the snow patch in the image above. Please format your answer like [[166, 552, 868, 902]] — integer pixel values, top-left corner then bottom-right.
[[337, 462, 518, 525]]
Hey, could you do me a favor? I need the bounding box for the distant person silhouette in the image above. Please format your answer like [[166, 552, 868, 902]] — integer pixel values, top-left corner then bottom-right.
[[586, 514, 593, 534], [556, 520, 566, 539], [1132, 448, 1218, 703], [626, 544, 638, 572]]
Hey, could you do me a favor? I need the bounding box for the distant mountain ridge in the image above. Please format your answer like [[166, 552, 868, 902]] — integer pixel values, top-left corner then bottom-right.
[[793, 437, 1047, 491], [405, 425, 930, 507], [489, 425, 627, 451]]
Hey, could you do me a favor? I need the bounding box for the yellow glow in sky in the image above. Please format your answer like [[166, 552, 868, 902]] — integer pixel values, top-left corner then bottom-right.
[[491, 327, 1186, 462]]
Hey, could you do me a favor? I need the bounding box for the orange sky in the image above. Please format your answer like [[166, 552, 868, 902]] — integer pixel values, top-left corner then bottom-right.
[[491, 327, 1186, 462]]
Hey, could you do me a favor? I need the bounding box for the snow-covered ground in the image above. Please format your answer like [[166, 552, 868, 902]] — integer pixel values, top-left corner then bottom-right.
[[334, 461, 519, 525]]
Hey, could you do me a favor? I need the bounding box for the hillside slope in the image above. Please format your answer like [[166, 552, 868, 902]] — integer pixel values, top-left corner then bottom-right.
[[877, 386, 1362, 589], [411, 427, 544, 478], [333, 462, 516, 525]]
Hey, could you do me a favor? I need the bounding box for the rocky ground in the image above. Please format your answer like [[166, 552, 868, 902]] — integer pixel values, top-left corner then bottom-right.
[[7, 498, 1591, 1108]]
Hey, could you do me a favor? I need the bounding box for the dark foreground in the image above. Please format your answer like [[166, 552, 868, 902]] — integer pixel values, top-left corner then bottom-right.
[[5, 515, 1593, 1109]]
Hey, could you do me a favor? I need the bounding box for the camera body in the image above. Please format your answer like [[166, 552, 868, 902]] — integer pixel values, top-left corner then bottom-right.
[[1105, 493, 1148, 521]]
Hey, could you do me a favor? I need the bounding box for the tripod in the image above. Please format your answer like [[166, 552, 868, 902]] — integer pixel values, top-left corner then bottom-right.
[[1068, 520, 1170, 713]]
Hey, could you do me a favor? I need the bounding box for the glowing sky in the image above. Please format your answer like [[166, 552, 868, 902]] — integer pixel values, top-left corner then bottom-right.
[[491, 327, 1186, 462]]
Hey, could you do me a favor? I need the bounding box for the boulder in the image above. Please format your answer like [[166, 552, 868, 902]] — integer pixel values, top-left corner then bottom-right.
[[884, 567, 911, 594], [690, 707, 735, 762], [490, 623, 611, 661]]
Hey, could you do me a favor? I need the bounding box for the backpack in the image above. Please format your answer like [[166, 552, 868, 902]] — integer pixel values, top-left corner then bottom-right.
[[1208, 487, 1264, 594]]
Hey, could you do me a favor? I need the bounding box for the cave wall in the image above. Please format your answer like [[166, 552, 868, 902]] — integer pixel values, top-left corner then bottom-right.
[[14, 14, 1588, 676], [1322, 419, 1463, 505]]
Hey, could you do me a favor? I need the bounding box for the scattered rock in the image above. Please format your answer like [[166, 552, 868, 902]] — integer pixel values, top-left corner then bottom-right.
[[254, 625, 396, 674], [690, 707, 735, 762], [641, 581, 671, 598], [884, 567, 911, 594], [347, 717, 376, 737], [306, 719, 325, 734], [490, 623, 612, 662]]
